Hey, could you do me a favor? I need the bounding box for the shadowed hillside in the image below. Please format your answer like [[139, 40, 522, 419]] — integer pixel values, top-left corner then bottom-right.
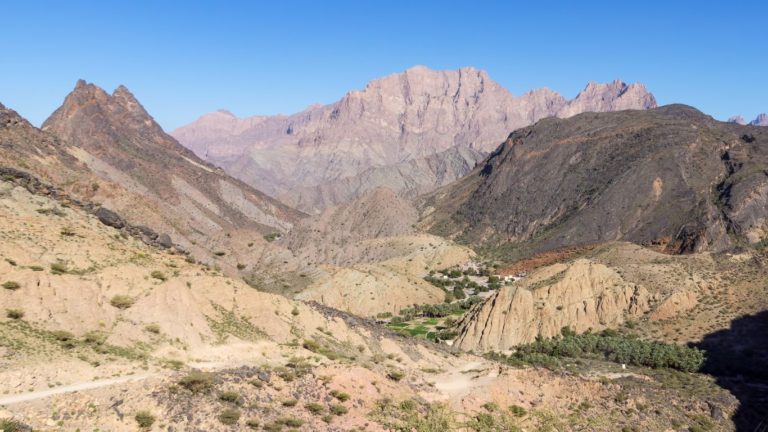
[[422, 105, 768, 260]]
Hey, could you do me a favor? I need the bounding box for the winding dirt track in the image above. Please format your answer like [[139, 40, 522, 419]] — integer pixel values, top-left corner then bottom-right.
[[0, 374, 151, 406]]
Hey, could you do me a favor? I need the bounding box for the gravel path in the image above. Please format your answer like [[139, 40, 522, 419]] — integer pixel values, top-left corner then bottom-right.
[[0, 374, 151, 406]]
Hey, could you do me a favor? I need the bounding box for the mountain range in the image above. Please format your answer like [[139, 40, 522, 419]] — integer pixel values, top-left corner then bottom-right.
[[172, 66, 656, 212], [2, 66, 768, 430], [728, 113, 768, 126]]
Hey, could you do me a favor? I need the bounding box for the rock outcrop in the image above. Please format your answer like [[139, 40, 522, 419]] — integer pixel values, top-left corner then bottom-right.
[[453, 259, 651, 351], [172, 66, 656, 211], [555, 80, 657, 119], [422, 105, 768, 257]]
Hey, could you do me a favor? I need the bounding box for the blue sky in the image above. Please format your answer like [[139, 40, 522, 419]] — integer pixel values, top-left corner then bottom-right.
[[1, 1, 766, 130]]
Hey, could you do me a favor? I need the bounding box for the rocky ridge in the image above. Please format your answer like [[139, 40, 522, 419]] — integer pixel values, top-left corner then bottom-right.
[[421, 105, 768, 258], [172, 66, 656, 211]]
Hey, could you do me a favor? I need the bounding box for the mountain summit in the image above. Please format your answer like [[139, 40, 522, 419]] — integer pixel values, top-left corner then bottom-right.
[[172, 66, 656, 212], [752, 113, 768, 126]]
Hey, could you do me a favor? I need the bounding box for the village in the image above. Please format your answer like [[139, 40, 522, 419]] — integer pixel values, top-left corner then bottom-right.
[[380, 260, 527, 344]]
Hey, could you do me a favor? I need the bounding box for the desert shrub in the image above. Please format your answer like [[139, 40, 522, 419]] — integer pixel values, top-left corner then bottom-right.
[[302, 339, 321, 351], [277, 416, 304, 427], [263, 233, 281, 242], [262, 422, 283, 432], [150, 270, 167, 281], [330, 389, 350, 402], [214, 251, 226, 256], [329, 403, 348, 416], [83, 331, 107, 345], [60, 227, 76, 236], [452, 286, 466, 300], [0, 419, 30, 432], [245, 419, 260, 429], [237, 263, 246, 270], [282, 398, 298, 407], [2, 281, 21, 290], [387, 370, 404, 381], [50, 262, 68, 274], [28, 265, 43, 271], [371, 399, 456, 431], [110, 295, 135, 309], [134, 411, 155, 428], [291, 306, 300, 316], [6, 309, 24, 320], [52, 330, 75, 341], [144, 323, 161, 334], [447, 269, 462, 278], [179, 371, 215, 393], [219, 390, 241, 404], [508, 404, 527, 417], [305, 402, 325, 414], [218, 408, 241, 425]]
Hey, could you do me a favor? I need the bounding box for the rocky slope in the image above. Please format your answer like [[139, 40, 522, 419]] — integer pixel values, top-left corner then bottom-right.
[[283, 187, 474, 316], [453, 241, 768, 352], [454, 258, 651, 351], [422, 105, 768, 259], [286, 144, 485, 213], [285, 187, 419, 265], [172, 66, 656, 211], [2, 82, 313, 290], [1, 175, 732, 431]]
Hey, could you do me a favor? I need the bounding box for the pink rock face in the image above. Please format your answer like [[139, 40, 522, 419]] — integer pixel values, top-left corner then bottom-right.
[[751, 113, 768, 126], [729, 116, 747, 125], [172, 66, 657, 211]]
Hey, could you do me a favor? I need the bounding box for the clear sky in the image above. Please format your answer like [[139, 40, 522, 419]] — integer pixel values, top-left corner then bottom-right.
[[2, 0, 766, 130]]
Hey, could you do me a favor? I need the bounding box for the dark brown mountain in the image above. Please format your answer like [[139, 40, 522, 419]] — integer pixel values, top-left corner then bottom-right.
[[421, 105, 768, 259]]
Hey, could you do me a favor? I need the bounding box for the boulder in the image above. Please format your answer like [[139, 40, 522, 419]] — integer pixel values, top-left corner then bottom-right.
[[95, 207, 125, 229], [157, 233, 173, 249]]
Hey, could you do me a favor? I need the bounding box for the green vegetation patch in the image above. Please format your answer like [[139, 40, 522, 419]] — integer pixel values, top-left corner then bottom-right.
[[206, 303, 267, 344], [488, 328, 704, 372]]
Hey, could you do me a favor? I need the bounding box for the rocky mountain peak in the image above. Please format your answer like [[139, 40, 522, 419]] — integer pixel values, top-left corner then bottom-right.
[[43, 81, 166, 145], [173, 67, 658, 211], [557, 80, 656, 118], [728, 115, 747, 125], [751, 113, 768, 126]]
